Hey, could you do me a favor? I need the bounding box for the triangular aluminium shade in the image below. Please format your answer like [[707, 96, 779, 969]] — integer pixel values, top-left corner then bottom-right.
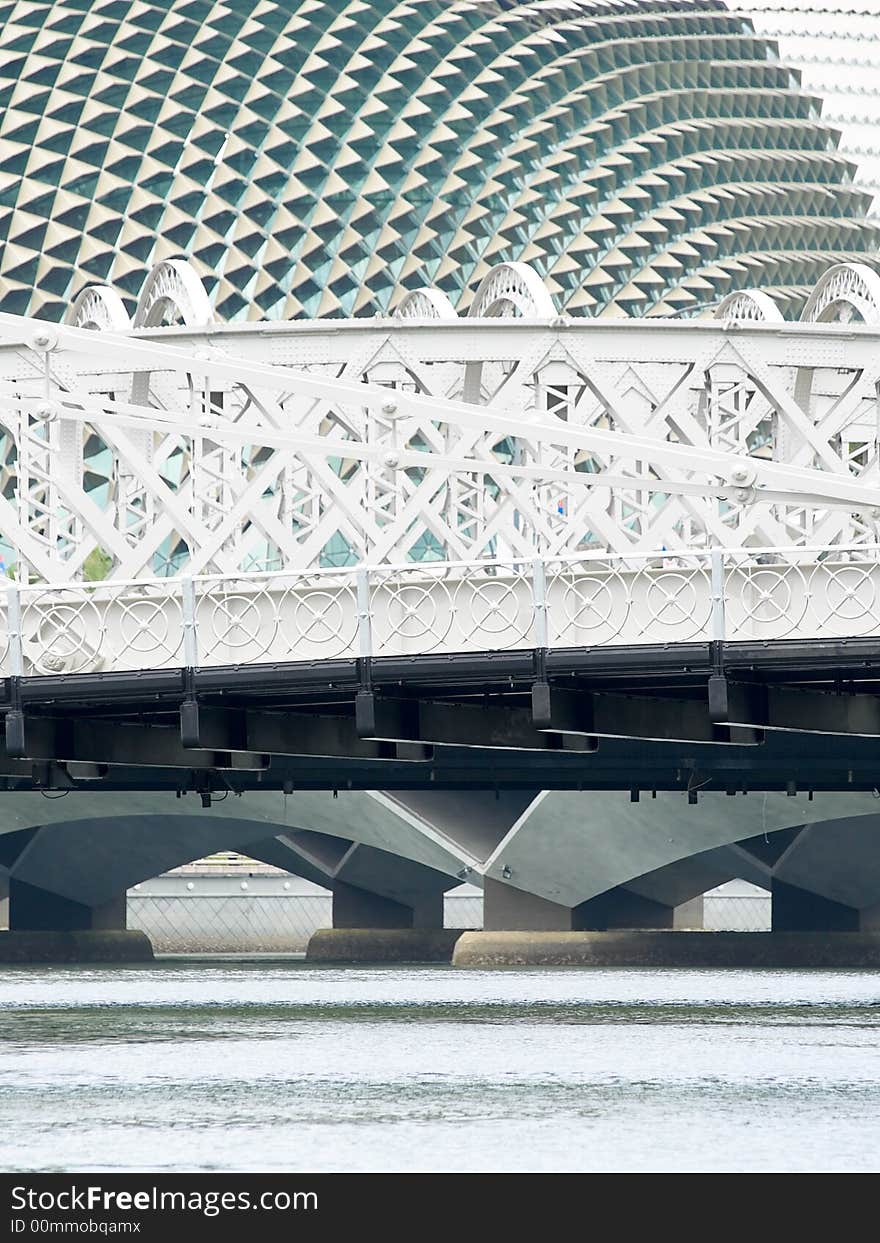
[[0, 0, 876, 324]]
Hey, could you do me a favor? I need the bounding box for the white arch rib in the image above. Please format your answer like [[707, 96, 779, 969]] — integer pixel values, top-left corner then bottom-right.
[[393, 287, 458, 320], [714, 289, 784, 323], [133, 259, 214, 329], [467, 262, 557, 318], [66, 285, 132, 331], [801, 262, 880, 325]]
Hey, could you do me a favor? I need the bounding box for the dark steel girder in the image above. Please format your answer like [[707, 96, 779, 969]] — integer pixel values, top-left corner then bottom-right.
[[2, 640, 880, 788], [725, 682, 880, 737], [0, 717, 268, 772], [6, 636, 880, 713], [528, 686, 762, 746]]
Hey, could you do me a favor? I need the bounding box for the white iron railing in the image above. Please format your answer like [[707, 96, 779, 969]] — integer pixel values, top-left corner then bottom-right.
[[3, 544, 879, 677]]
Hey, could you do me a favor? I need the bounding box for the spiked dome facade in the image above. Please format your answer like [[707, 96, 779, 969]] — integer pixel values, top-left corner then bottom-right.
[[0, 0, 877, 323]]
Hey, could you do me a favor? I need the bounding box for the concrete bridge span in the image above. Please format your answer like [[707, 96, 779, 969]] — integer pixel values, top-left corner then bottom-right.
[[0, 789, 471, 936], [391, 789, 880, 933], [4, 787, 880, 955]]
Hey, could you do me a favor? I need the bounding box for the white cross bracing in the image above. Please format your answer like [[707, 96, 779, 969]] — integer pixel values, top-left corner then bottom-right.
[[0, 311, 880, 588]]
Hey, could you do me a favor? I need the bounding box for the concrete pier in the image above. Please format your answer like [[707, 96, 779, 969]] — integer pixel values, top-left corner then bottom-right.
[[0, 930, 154, 964], [8, 879, 128, 933], [771, 880, 861, 932], [483, 876, 675, 931], [307, 928, 463, 963], [453, 930, 880, 968], [332, 881, 444, 931]]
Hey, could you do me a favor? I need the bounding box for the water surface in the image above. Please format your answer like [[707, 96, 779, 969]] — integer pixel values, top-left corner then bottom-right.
[[2, 959, 878, 1172]]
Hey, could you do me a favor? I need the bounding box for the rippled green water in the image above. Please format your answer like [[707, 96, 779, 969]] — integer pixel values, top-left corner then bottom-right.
[[2, 959, 879, 1172]]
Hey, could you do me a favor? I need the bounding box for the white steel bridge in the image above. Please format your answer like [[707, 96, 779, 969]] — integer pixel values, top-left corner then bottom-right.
[[2, 259, 880, 678], [6, 259, 880, 944]]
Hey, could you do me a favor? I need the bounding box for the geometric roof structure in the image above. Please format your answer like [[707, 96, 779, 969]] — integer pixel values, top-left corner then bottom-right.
[[0, 0, 878, 324], [739, 0, 880, 219]]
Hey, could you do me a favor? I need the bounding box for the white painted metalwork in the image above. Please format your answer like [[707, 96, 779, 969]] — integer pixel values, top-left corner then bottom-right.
[[800, 262, 880, 324], [3, 304, 880, 588], [466, 262, 557, 318], [133, 259, 214, 328], [0, 258, 879, 674], [5, 545, 880, 676], [66, 286, 131, 332], [714, 290, 784, 323], [392, 288, 457, 319]]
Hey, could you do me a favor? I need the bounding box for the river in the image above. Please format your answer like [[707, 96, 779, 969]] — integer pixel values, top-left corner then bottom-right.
[[2, 959, 878, 1172]]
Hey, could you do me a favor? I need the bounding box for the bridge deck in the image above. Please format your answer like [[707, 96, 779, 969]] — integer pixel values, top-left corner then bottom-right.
[[3, 632, 880, 794]]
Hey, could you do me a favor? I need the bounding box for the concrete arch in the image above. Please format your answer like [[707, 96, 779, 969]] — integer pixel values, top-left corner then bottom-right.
[[392, 287, 457, 320], [478, 789, 880, 913], [800, 262, 880, 325], [133, 258, 214, 329], [714, 289, 784, 323], [3, 815, 282, 908], [6, 785, 880, 937], [587, 816, 880, 927], [466, 262, 556, 318], [377, 787, 880, 928], [66, 285, 131, 332], [0, 788, 471, 915]]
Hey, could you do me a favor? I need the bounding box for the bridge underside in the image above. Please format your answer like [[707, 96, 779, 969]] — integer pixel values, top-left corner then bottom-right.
[[4, 636, 880, 952], [3, 784, 880, 945], [6, 637, 880, 797]]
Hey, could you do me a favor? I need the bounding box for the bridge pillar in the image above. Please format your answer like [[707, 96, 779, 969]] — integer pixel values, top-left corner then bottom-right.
[[331, 880, 443, 930], [0, 879, 150, 963], [8, 878, 127, 933], [482, 879, 574, 931], [0, 872, 8, 930], [308, 882, 457, 963], [576, 887, 675, 930], [771, 880, 859, 932], [483, 878, 676, 931]]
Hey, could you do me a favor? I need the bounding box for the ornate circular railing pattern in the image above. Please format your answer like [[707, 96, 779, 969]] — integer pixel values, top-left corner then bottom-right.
[[20, 589, 107, 674], [371, 570, 456, 654], [116, 593, 183, 660], [7, 548, 880, 675]]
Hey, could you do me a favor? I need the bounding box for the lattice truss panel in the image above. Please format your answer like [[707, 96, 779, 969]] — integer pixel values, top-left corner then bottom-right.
[[0, 0, 878, 324], [2, 305, 880, 585]]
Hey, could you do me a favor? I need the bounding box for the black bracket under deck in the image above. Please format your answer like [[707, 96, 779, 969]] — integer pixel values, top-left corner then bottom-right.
[[531, 646, 552, 729], [707, 639, 728, 723], [179, 666, 201, 748], [354, 656, 376, 737], [4, 676, 25, 758]]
